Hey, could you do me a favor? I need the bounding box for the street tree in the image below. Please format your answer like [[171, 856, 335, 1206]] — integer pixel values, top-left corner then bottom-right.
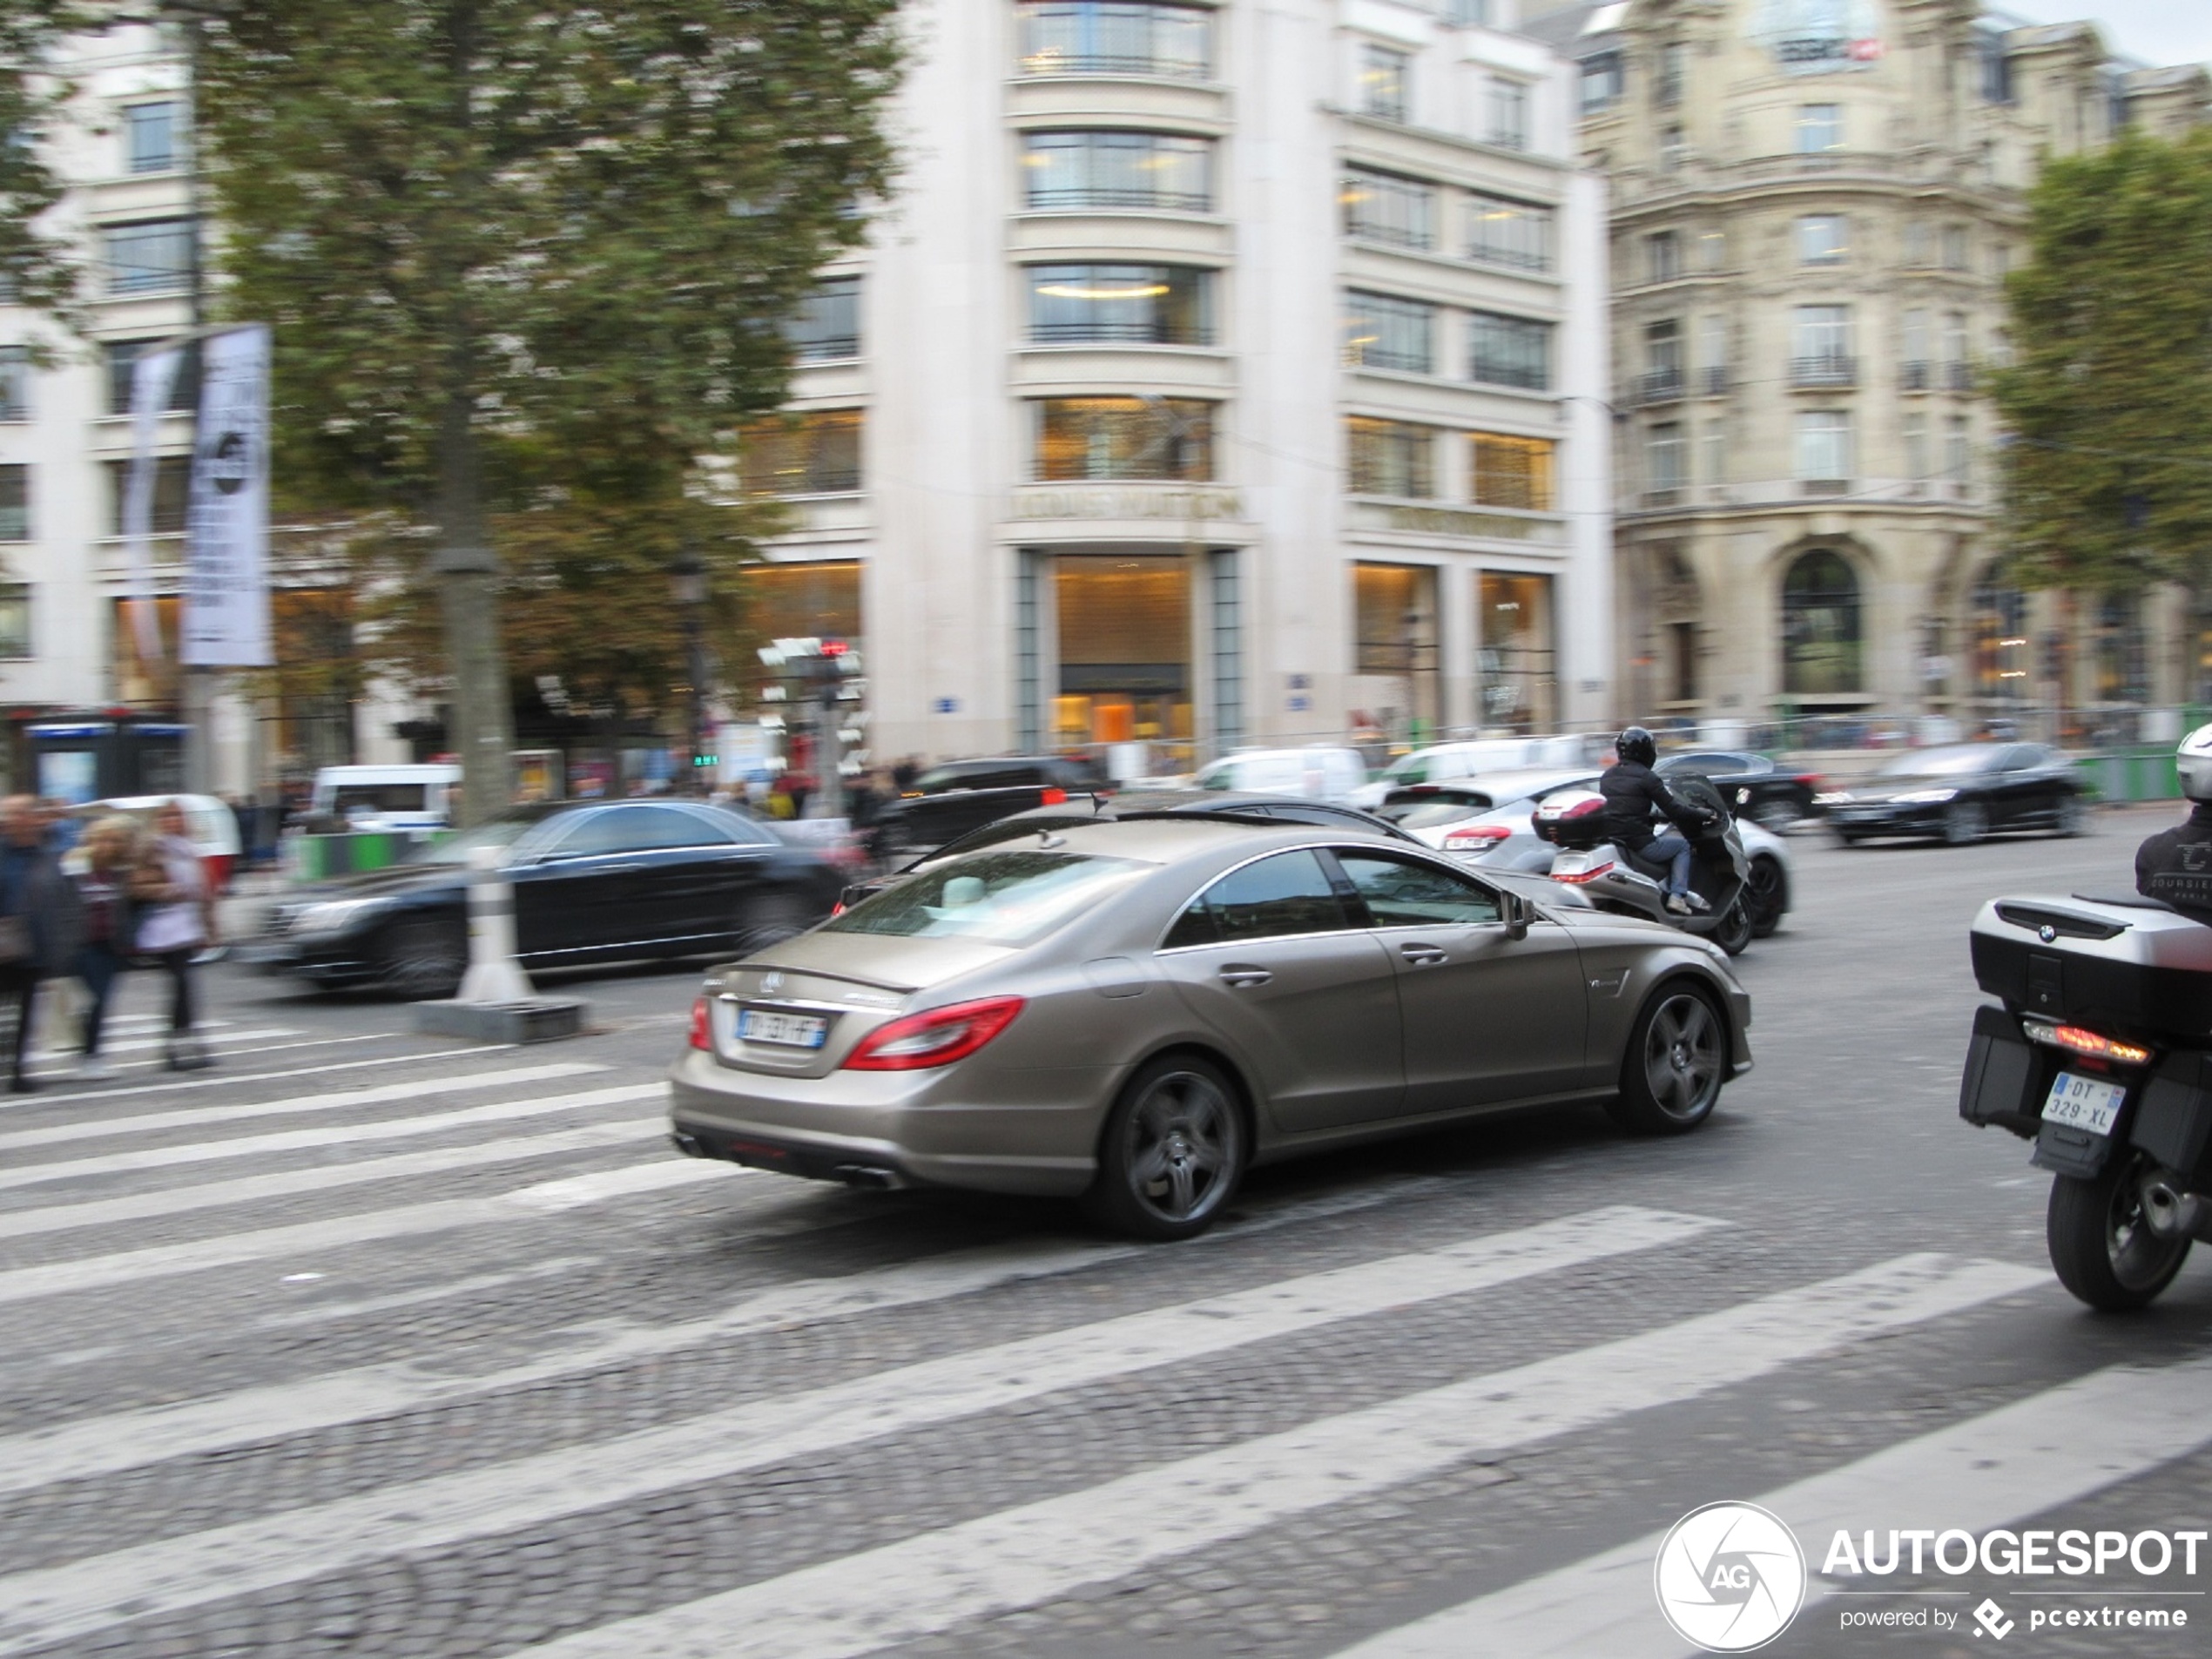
[[1989, 129, 2212, 609]]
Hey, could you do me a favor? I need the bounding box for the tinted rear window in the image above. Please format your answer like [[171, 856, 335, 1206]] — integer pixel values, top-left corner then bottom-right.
[[826, 851, 1147, 946]]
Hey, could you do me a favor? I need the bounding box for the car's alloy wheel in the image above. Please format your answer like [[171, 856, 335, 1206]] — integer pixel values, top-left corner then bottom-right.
[[1750, 799, 1800, 833], [378, 917, 468, 1001], [1746, 855, 1788, 939], [2055, 793, 2087, 838], [2047, 1152, 2191, 1312], [734, 892, 812, 956], [1943, 800, 1988, 846], [1085, 1055, 1246, 1241], [1608, 986, 1725, 1136]]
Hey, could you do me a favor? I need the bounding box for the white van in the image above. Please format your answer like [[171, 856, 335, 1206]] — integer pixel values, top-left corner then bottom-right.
[[308, 764, 462, 831], [1191, 747, 1370, 804], [1350, 737, 1596, 809]]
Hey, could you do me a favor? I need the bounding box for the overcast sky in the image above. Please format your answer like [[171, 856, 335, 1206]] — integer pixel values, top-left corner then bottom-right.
[[1993, 2, 2212, 68]]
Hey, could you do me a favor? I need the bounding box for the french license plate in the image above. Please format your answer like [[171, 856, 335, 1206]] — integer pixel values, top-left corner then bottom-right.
[[738, 1008, 828, 1050], [2042, 1072, 2125, 1136]]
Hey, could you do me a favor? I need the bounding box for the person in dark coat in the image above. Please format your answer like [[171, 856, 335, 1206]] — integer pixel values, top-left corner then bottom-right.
[[1599, 726, 1711, 916], [72, 814, 140, 1080], [0, 793, 83, 1092], [2136, 724, 2212, 922]]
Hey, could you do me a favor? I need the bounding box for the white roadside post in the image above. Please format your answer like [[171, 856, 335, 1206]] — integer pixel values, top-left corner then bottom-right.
[[457, 842, 534, 1004]]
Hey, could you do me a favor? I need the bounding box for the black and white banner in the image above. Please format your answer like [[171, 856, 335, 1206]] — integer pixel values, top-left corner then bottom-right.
[[121, 343, 185, 664], [181, 322, 272, 667]]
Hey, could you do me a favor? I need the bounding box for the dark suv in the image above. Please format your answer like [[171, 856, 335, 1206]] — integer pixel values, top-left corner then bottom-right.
[[872, 755, 1109, 854]]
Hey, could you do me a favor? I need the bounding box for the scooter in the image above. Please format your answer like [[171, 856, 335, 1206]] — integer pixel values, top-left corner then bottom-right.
[[1531, 778, 1756, 955], [1959, 890, 2212, 1310]]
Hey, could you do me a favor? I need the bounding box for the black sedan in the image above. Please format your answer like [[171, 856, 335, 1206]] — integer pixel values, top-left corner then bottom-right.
[[1817, 743, 2086, 846], [869, 754, 1108, 856], [1655, 751, 1822, 833], [245, 799, 847, 997]]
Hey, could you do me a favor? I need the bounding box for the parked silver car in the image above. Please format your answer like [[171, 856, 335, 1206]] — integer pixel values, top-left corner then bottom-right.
[[670, 818, 1754, 1239]]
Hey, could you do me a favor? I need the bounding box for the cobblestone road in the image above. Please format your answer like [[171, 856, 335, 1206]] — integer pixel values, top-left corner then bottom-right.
[[0, 810, 2207, 1657]]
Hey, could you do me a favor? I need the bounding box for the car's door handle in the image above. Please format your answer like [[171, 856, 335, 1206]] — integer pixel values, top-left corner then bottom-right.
[[1399, 944, 1448, 966], [1217, 966, 1272, 988]]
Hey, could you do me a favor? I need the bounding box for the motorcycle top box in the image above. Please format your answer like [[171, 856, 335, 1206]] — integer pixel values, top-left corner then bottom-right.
[[1968, 893, 2212, 1036]]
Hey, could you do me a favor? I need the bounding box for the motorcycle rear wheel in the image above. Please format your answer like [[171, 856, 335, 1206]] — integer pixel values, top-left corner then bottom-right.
[[2047, 1152, 2191, 1312], [1712, 898, 1754, 956]]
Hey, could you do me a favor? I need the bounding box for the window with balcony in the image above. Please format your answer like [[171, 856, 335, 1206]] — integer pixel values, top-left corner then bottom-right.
[[738, 409, 864, 496], [1797, 214, 1847, 265], [1466, 192, 1551, 272], [1344, 291, 1434, 374], [1655, 42, 1685, 108], [1015, 2, 1211, 79], [105, 219, 194, 295], [1468, 311, 1549, 391], [1941, 223, 1970, 271], [1791, 304, 1853, 386], [105, 338, 199, 417], [1900, 308, 1931, 389], [1642, 318, 1683, 401], [1904, 413, 1927, 480], [1945, 414, 1971, 487], [1022, 131, 1211, 212], [1360, 44, 1409, 121], [1486, 77, 1528, 149], [1699, 229, 1728, 271], [1645, 422, 1685, 501], [785, 275, 861, 362], [1581, 51, 1623, 112], [105, 456, 189, 535], [1342, 168, 1434, 250], [1027, 263, 1211, 345], [1979, 27, 2013, 104], [1659, 125, 1686, 171], [1346, 417, 1435, 497], [1698, 314, 1728, 395], [1035, 396, 1213, 480], [1646, 229, 1679, 283], [0, 465, 24, 541], [1795, 409, 1851, 489], [1943, 310, 1970, 388], [1795, 103, 1841, 155], [125, 101, 181, 174], [1469, 433, 1553, 509], [0, 347, 26, 422], [1702, 419, 1726, 486]]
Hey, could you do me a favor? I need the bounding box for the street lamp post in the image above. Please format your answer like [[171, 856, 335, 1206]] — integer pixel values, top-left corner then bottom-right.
[[670, 543, 706, 792]]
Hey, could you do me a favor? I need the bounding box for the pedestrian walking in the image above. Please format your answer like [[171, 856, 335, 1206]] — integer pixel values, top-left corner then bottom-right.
[[71, 814, 139, 1081], [132, 798, 218, 1071], [0, 793, 82, 1092]]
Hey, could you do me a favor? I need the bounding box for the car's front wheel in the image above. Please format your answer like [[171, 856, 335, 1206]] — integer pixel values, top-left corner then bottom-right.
[[1083, 1055, 1247, 1241], [1746, 855, 1789, 938], [1942, 800, 1988, 846], [376, 916, 468, 1001], [732, 890, 813, 956], [1608, 984, 1726, 1136]]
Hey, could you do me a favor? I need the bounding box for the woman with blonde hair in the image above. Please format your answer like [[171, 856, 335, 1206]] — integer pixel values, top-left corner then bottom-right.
[[132, 798, 217, 1071], [71, 814, 140, 1079]]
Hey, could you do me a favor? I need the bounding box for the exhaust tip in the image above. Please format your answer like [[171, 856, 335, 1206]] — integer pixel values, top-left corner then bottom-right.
[[2140, 1178, 2202, 1239], [834, 1163, 904, 1190], [669, 1131, 709, 1160]]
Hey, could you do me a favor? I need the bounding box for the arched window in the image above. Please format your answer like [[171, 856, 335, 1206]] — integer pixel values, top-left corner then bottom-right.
[[1780, 549, 1860, 696]]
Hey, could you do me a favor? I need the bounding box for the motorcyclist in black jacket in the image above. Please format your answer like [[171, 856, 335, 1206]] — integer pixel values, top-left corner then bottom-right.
[[1601, 726, 1710, 916], [2134, 723, 2212, 924]]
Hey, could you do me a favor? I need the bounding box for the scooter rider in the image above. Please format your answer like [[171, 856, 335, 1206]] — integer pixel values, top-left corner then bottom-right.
[[1601, 726, 1710, 916], [2134, 723, 2212, 923]]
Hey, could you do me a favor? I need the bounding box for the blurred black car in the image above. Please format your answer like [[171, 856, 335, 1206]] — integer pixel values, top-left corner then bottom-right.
[[1818, 743, 2085, 846], [839, 791, 1428, 911], [244, 799, 847, 998], [869, 754, 1109, 856], [1654, 751, 1822, 833]]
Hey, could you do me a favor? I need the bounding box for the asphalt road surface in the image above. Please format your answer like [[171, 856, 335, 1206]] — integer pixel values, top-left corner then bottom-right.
[[1, 806, 2208, 1659]]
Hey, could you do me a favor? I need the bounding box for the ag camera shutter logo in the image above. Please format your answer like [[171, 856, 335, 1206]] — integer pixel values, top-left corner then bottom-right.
[[1655, 1501, 1808, 1652]]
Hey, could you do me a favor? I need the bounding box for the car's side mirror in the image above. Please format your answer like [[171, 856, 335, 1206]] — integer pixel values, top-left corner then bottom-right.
[[1502, 891, 1531, 941]]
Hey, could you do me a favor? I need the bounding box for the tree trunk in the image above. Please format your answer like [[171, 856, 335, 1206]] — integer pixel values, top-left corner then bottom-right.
[[432, 389, 512, 826]]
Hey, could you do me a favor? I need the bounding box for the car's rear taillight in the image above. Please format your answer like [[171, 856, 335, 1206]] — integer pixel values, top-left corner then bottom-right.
[[1442, 824, 1513, 851], [1550, 858, 1615, 885], [687, 996, 712, 1050], [1040, 786, 1068, 806], [829, 901, 846, 917], [1795, 773, 1824, 789], [842, 996, 1026, 1071]]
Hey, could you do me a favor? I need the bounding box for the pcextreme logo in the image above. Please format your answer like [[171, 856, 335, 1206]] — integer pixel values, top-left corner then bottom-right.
[[1655, 1501, 1809, 1652]]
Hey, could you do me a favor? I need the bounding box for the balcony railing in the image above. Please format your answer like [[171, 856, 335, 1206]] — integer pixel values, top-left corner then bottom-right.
[[1466, 242, 1551, 274], [1030, 321, 1211, 347], [1900, 361, 1932, 391], [1790, 354, 1857, 388], [792, 337, 861, 363], [1944, 361, 1974, 391], [1700, 367, 1729, 395], [1799, 478, 1850, 497], [1026, 187, 1211, 213], [1634, 369, 1686, 404], [1018, 50, 1209, 79]]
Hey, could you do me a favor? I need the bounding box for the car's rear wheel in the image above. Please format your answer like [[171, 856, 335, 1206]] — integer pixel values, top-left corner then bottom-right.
[[1083, 1055, 1247, 1241], [377, 916, 468, 1001], [1608, 984, 1726, 1136], [1750, 799, 1800, 833], [1746, 855, 1789, 938], [733, 891, 812, 956], [2055, 792, 2088, 838], [1943, 800, 1988, 846], [2047, 1152, 2190, 1312]]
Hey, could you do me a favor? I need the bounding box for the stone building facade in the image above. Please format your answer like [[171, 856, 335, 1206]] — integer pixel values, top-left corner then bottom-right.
[[1525, 0, 2209, 738]]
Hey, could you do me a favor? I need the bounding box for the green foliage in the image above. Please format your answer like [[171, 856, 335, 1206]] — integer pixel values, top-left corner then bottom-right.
[[0, 2, 102, 327], [1990, 129, 2212, 594]]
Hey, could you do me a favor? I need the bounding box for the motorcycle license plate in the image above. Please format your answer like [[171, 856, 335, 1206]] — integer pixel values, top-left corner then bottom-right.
[[2042, 1072, 2125, 1136], [738, 1008, 828, 1049]]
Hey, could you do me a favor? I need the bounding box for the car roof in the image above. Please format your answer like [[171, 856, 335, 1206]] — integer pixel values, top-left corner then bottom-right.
[[1451, 766, 1599, 793]]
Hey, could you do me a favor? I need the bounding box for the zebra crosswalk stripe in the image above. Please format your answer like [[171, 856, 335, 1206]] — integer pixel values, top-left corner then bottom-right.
[[0, 1205, 1719, 1656], [504, 1254, 2042, 1659], [1338, 1353, 2212, 1658]]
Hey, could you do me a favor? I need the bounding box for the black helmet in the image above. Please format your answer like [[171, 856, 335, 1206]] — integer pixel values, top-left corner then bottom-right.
[[1617, 726, 1657, 766]]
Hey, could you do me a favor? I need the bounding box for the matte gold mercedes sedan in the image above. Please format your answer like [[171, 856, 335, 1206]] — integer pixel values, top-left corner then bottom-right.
[[668, 817, 1752, 1239]]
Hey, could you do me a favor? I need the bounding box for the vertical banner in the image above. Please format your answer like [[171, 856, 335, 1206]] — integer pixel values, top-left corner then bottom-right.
[[181, 322, 273, 666], [123, 343, 185, 664]]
